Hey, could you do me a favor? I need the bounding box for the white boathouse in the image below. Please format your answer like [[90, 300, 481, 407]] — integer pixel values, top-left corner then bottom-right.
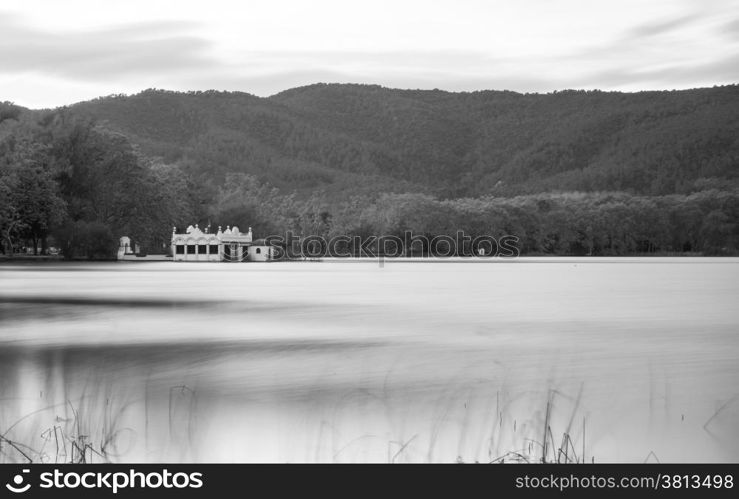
[[171, 224, 275, 262]]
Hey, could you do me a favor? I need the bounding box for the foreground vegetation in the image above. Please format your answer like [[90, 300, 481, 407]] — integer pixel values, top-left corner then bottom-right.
[[0, 375, 591, 464]]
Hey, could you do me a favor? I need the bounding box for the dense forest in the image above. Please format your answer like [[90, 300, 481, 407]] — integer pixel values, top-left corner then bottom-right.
[[1, 84, 737, 258]]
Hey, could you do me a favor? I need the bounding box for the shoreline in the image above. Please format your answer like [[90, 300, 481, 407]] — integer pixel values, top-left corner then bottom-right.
[[2, 255, 738, 265]]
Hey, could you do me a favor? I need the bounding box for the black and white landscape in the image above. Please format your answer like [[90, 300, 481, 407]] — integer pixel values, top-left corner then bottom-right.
[[0, 0, 738, 464]]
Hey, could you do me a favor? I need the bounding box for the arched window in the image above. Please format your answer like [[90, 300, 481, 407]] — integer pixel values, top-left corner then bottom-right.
[[256, 248, 261, 254]]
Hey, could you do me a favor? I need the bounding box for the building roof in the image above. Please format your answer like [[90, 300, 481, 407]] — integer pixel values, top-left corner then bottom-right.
[[172, 223, 255, 243], [251, 239, 273, 246]]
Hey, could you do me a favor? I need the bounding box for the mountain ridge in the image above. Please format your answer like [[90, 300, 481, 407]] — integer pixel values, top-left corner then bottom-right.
[[53, 83, 738, 199], [1, 84, 737, 257]]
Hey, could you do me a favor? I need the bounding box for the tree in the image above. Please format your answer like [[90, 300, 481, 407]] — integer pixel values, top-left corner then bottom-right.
[[0, 169, 23, 254], [15, 163, 67, 254], [701, 209, 735, 255], [53, 220, 116, 259]]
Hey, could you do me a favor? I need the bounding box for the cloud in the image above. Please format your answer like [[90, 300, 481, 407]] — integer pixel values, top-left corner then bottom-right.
[[0, 12, 216, 81], [0, 2, 736, 108], [554, 7, 739, 89], [580, 54, 739, 89], [628, 15, 696, 38], [723, 18, 739, 39]]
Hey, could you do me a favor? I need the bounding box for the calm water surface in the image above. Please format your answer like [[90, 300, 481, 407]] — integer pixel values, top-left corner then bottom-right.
[[0, 258, 737, 463]]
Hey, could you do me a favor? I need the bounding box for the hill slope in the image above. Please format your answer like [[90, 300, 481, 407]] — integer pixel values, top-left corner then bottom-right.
[[68, 84, 739, 198], [1, 85, 737, 258]]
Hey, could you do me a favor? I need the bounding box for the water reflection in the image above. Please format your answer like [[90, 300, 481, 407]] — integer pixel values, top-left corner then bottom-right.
[[1, 259, 738, 462]]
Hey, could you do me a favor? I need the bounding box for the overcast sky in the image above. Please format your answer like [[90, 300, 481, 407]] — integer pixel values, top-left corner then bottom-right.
[[1, 0, 737, 108]]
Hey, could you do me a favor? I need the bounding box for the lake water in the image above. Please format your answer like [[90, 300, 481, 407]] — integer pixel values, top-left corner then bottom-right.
[[1, 258, 738, 463]]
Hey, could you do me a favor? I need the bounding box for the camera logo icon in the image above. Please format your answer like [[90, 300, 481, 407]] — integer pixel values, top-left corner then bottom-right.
[[5, 469, 31, 493]]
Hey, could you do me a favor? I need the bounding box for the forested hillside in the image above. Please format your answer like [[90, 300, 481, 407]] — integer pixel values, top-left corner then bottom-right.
[[71, 84, 739, 197], [1, 84, 737, 258]]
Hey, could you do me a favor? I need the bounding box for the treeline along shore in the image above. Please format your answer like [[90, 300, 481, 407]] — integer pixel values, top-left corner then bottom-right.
[[1, 84, 737, 258]]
